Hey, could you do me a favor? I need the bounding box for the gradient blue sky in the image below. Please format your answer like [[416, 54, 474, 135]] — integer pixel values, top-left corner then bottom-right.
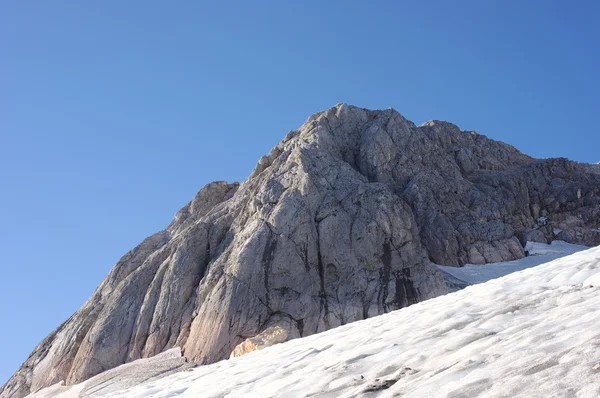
[[1, 0, 599, 386]]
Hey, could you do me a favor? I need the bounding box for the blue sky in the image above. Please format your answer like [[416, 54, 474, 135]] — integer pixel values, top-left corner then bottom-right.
[[1, 0, 599, 386]]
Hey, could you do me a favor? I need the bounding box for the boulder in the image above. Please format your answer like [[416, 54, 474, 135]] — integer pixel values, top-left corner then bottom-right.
[[518, 229, 548, 246], [230, 326, 289, 358]]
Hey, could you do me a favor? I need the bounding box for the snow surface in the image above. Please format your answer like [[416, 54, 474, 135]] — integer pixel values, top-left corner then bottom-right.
[[28, 348, 191, 398], [30, 243, 600, 398], [437, 240, 588, 286]]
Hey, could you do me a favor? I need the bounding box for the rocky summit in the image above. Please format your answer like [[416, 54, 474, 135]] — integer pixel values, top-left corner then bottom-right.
[[2, 104, 599, 398]]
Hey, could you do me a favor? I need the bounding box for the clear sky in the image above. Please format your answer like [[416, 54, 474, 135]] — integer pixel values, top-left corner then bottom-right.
[[1, 0, 599, 386]]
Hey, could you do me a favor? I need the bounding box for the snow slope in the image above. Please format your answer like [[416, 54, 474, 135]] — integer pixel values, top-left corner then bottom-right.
[[30, 244, 600, 398], [437, 240, 588, 286], [26, 349, 193, 398]]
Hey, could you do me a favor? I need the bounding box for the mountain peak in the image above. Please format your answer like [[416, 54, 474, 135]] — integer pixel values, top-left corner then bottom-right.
[[3, 106, 599, 398]]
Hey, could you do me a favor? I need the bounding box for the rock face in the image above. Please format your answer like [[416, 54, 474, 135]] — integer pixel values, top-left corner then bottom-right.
[[2, 104, 599, 398], [230, 326, 289, 358]]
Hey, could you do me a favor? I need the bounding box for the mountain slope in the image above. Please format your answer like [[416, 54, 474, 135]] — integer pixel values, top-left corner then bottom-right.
[[3, 104, 600, 398], [29, 244, 600, 398]]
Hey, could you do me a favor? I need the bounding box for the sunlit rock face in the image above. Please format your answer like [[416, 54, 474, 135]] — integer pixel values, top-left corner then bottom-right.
[[3, 104, 599, 398], [230, 326, 290, 358]]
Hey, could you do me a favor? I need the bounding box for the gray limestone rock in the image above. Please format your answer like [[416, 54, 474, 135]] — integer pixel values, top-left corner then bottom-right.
[[518, 229, 548, 246], [2, 104, 599, 398]]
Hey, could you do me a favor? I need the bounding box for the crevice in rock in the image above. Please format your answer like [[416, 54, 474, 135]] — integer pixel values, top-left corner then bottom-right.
[[314, 218, 330, 332], [262, 224, 278, 310], [378, 242, 392, 313], [394, 268, 419, 307]]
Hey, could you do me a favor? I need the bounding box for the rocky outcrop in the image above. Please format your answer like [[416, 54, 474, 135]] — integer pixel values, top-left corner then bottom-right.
[[230, 326, 289, 358], [28, 348, 193, 398], [2, 104, 599, 398]]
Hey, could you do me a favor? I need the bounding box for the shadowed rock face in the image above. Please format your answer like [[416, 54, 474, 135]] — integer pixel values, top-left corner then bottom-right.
[[2, 104, 599, 398]]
